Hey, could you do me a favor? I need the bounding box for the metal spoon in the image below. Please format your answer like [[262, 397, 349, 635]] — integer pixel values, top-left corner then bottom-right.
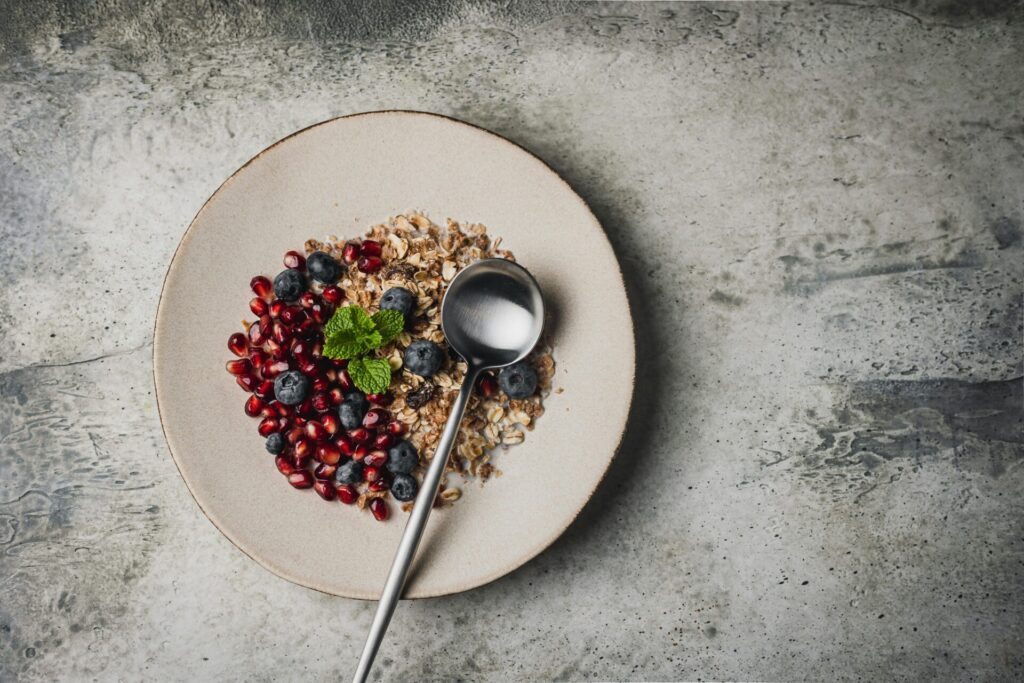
[[352, 258, 545, 683]]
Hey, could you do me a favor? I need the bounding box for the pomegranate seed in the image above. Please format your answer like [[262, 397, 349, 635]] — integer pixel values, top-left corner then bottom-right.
[[236, 374, 257, 392], [342, 242, 360, 263], [331, 357, 349, 368], [366, 392, 392, 406], [248, 320, 268, 346], [477, 373, 498, 398], [249, 349, 268, 368], [364, 450, 387, 468], [260, 405, 276, 419], [310, 391, 331, 413], [313, 479, 336, 500], [321, 286, 344, 304], [299, 291, 317, 309], [258, 417, 280, 436], [317, 442, 341, 465], [249, 297, 269, 316], [374, 432, 395, 450], [228, 333, 248, 357], [308, 303, 328, 324], [361, 240, 382, 257], [272, 321, 292, 344], [283, 250, 306, 270], [266, 338, 287, 360], [286, 427, 304, 444], [262, 359, 290, 378], [287, 471, 314, 489], [322, 413, 340, 436], [295, 438, 313, 460], [314, 463, 337, 480], [328, 388, 345, 406], [255, 379, 275, 400], [336, 434, 355, 456], [369, 478, 390, 492], [305, 421, 327, 442], [386, 421, 406, 436], [369, 498, 389, 521], [311, 377, 329, 393], [336, 484, 357, 504], [275, 454, 297, 476], [244, 395, 265, 417], [278, 416, 291, 431], [362, 408, 388, 429], [298, 398, 316, 417], [297, 319, 318, 339], [312, 340, 324, 357], [226, 358, 252, 376], [299, 358, 320, 377], [363, 465, 382, 482], [250, 275, 272, 299], [357, 256, 382, 273], [269, 299, 286, 318], [349, 427, 371, 444], [275, 402, 294, 418], [352, 444, 370, 461], [291, 339, 311, 357], [280, 307, 306, 326], [337, 369, 353, 391]]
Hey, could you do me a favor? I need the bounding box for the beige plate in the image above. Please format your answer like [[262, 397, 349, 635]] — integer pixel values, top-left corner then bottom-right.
[[154, 111, 635, 598]]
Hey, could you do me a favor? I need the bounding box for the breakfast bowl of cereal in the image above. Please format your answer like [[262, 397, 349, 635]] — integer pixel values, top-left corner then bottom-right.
[[154, 111, 634, 598]]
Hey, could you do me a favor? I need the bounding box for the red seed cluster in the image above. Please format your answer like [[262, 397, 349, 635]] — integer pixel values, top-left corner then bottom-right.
[[225, 244, 406, 521]]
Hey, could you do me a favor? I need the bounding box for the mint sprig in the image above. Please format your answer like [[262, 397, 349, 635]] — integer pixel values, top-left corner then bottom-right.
[[322, 304, 405, 394]]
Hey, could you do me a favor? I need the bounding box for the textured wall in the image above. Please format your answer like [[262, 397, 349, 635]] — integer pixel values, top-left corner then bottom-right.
[[1, 1, 1021, 680]]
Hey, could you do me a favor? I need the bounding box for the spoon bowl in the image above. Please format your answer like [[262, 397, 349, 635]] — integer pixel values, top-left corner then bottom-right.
[[442, 259, 545, 369]]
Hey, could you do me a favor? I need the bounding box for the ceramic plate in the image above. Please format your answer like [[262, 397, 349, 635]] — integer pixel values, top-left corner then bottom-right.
[[154, 111, 634, 598]]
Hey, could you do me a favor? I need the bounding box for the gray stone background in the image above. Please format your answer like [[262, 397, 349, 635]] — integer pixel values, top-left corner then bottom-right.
[[1, 1, 1022, 680]]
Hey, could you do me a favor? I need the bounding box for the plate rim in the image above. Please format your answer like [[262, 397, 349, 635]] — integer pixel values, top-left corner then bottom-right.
[[153, 109, 636, 599]]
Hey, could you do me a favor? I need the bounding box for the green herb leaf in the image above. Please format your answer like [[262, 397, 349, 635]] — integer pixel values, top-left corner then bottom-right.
[[323, 334, 371, 360], [348, 357, 393, 394], [324, 305, 375, 338], [371, 309, 405, 344]]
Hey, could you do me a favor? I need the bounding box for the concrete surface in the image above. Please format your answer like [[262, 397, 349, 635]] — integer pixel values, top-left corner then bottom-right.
[[1, 1, 1022, 680]]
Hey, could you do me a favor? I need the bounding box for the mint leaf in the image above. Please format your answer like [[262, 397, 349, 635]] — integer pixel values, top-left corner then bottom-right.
[[324, 305, 375, 339], [372, 309, 405, 344], [323, 334, 369, 360], [348, 357, 393, 394]]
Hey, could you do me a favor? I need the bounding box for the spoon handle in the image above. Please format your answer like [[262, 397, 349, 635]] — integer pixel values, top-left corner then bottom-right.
[[352, 369, 480, 683]]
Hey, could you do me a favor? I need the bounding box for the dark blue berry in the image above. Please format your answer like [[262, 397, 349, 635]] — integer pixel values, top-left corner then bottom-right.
[[273, 269, 306, 302], [335, 459, 363, 485], [380, 287, 415, 318], [306, 251, 341, 284], [403, 340, 444, 378], [498, 362, 538, 399], [390, 473, 418, 502], [274, 370, 311, 405], [265, 432, 285, 455], [387, 441, 418, 475], [338, 399, 366, 430], [344, 390, 369, 413]]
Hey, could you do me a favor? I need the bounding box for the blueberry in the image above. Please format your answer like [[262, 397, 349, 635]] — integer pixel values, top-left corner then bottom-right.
[[274, 370, 311, 405], [338, 398, 366, 430], [403, 340, 444, 378], [344, 390, 369, 413], [387, 441, 418, 475], [380, 287, 415, 319], [306, 251, 342, 284], [265, 432, 285, 455], [390, 473, 418, 502], [335, 459, 363, 485], [273, 269, 306, 302], [498, 362, 538, 399]]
